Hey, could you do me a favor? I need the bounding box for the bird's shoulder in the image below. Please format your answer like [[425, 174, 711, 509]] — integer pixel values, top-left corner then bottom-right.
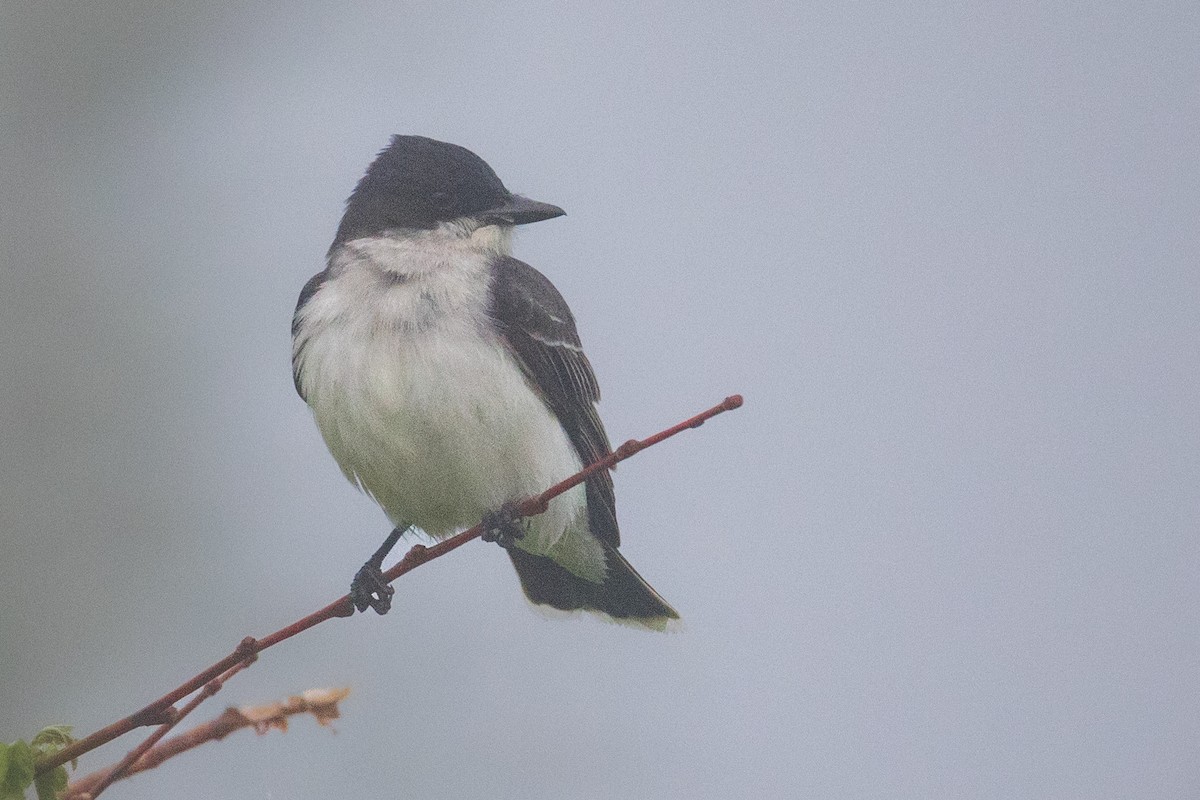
[[293, 269, 329, 334], [487, 256, 584, 349], [291, 268, 330, 399]]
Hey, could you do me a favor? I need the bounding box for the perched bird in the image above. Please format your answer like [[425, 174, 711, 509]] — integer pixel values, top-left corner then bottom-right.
[[292, 135, 678, 630]]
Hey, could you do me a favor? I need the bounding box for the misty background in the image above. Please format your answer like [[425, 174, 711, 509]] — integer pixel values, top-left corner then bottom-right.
[[2, 3, 1197, 798]]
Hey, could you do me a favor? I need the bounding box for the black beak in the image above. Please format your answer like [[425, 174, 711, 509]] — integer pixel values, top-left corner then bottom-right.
[[479, 195, 566, 226]]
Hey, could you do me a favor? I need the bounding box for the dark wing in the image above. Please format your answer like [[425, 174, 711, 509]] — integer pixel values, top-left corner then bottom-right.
[[487, 256, 620, 547], [291, 269, 328, 401]]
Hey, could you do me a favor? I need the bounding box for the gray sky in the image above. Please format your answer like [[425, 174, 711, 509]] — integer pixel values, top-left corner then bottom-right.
[[2, 2, 1198, 798]]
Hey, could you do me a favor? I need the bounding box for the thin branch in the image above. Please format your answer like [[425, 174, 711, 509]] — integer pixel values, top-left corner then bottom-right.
[[36, 393, 743, 776], [70, 659, 252, 800], [65, 688, 350, 800]]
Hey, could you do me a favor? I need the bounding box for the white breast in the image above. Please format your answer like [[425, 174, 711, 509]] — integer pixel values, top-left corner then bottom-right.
[[293, 231, 606, 582]]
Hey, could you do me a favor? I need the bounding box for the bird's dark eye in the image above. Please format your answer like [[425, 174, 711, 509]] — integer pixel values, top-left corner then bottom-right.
[[430, 191, 453, 211]]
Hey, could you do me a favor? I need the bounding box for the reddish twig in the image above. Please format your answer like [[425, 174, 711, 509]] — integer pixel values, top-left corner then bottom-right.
[[36, 393, 743, 776], [69, 659, 254, 800], [64, 688, 350, 800]]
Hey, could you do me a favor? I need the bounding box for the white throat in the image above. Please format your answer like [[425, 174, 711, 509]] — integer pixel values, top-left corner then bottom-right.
[[302, 222, 513, 339], [331, 221, 513, 278]]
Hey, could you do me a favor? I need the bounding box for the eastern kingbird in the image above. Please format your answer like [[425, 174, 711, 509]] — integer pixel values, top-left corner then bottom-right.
[[292, 135, 679, 630]]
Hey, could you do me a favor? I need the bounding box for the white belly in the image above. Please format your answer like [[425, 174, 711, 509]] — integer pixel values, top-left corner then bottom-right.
[[294, 245, 605, 581]]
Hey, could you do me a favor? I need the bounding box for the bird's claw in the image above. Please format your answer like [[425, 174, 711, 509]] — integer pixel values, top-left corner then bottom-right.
[[350, 562, 395, 614], [481, 502, 526, 549]]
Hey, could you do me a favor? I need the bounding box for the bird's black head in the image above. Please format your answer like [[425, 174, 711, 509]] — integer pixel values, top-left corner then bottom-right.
[[332, 135, 564, 245]]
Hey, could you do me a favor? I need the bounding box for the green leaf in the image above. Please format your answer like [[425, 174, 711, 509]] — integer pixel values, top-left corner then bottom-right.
[[28, 727, 75, 772], [33, 766, 67, 800], [29, 728, 73, 755], [1, 741, 34, 792], [0, 727, 78, 800]]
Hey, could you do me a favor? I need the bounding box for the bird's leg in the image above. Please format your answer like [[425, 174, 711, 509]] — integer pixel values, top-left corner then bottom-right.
[[481, 501, 526, 549], [350, 525, 408, 614]]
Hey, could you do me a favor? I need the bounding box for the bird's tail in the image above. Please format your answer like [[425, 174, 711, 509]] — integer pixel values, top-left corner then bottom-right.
[[506, 545, 680, 631]]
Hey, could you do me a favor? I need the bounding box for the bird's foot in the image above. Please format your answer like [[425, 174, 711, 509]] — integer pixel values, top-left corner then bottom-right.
[[350, 561, 396, 614], [349, 525, 406, 614], [481, 502, 526, 549]]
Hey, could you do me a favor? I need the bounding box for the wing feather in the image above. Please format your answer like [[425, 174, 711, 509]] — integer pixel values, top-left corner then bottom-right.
[[487, 256, 620, 547]]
